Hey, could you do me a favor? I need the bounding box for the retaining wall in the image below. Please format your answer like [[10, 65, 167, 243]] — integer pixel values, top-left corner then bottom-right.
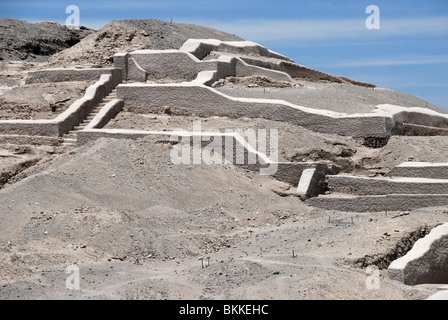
[[388, 223, 448, 285], [117, 83, 395, 139], [403, 123, 448, 136], [191, 56, 292, 86], [234, 58, 293, 82], [116, 81, 448, 139], [127, 50, 218, 81], [191, 56, 236, 86], [115, 40, 296, 84], [179, 39, 294, 62], [233, 55, 375, 87], [113, 53, 128, 81], [0, 134, 61, 146], [378, 104, 448, 134], [25, 68, 121, 84], [306, 194, 448, 212], [327, 175, 448, 195]]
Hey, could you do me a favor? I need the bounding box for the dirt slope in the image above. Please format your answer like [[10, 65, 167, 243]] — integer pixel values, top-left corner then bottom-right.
[[0, 136, 446, 300], [46, 19, 243, 67], [0, 19, 93, 62]]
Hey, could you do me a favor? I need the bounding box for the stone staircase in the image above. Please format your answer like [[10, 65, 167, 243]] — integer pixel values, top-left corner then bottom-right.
[[61, 89, 117, 147], [306, 162, 448, 212]]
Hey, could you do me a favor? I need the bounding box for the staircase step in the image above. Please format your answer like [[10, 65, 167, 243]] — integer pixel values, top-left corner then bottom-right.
[[306, 193, 448, 212], [386, 162, 448, 179], [58, 88, 119, 144], [64, 133, 76, 139]]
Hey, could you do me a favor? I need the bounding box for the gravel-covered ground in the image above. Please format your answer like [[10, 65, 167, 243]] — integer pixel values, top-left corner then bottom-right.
[[0, 80, 94, 120], [0, 136, 447, 300]]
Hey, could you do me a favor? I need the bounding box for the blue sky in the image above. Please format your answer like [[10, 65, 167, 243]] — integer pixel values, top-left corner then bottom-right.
[[1, 0, 448, 109]]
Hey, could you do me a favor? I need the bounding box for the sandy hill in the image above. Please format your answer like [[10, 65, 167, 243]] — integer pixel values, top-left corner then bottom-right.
[[0, 18, 243, 67], [46, 19, 244, 67], [0, 19, 94, 62]]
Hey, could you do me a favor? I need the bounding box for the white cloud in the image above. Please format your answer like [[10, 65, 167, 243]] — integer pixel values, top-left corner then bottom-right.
[[318, 55, 448, 68], [195, 16, 448, 42]]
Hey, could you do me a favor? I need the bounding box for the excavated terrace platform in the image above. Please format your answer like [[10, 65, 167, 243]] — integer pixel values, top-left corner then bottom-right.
[[214, 82, 447, 115]]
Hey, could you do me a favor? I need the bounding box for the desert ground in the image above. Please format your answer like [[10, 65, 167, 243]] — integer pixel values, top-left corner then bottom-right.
[[0, 18, 447, 301]]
